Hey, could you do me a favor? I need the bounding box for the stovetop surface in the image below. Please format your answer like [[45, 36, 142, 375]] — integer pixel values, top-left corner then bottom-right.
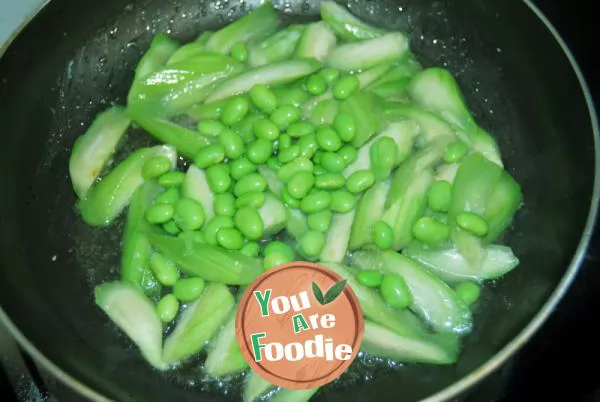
[[1, 0, 599, 401]]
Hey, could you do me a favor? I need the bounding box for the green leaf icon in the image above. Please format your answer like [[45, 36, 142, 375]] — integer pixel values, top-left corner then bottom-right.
[[312, 282, 325, 304], [323, 279, 347, 305]]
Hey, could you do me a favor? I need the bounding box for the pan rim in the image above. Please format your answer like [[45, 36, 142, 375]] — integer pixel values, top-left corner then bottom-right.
[[0, 1, 598, 401]]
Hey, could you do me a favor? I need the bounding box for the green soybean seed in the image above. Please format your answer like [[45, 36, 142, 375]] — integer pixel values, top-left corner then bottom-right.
[[278, 145, 300, 163], [299, 230, 326, 257], [333, 75, 360, 100], [277, 157, 314, 182], [330, 190, 355, 213], [229, 157, 257, 180], [443, 140, 469, 164], [356, 270, 383, 288], [455, 282, 481, 306], [372, 221, 394, 250], [235, 191, 266, 209], [233, 113, 261, 143], [194, 144, 226, 168], [206, 164, 232, 194], [194, 231, 206, 243], [370, 137, 397, 180], [197, 119, 225, 137], [320, 152, 346, 173], [253, 118, 280, 141], [287, 122, 315, 138], [157, 171, 185, 187], [300, 191, 331, 214], [270, 105, 301, 130], [221, 96, 250, 126], [313, 151, 324, 164], [381, 273, 412, 309], [214, 193, 236, 217], [156, 294, 179, 323], [142, 156, 172, 179], [219, 128, 245, 160], [174, 197, 206, 231], [240, 242, 260, 257], [281, 187, 301, 208], [297, 134, 318, 159], [234, 173, 267, 197], [264, 241, 295, 261], [346, 170, 375, 194], [279, 134, 292, 150], [250, 84, 277, 114], [316, 126, 342, 152], [315, 173, 345, 190], [173, 277, 206, 302], [456, 212, 489, 237], [231, 42, 248, 62], [267, 157, 282, 171], [333, 112, 356, 143], [149, 253, 179, 286], [145, 203, 175, 224], [162, 220, 181, 235], [263, 252, 292, 270], [307, 74, 328, 96], [320, 67, 340, 83], [412, 216, 450, 245], [234, 207, 264, 240], [287, 171, 315, 199], [247, 138, 273, 164], [307, 210, 333, 232], [428, 181, 453, 213], [338, 145, 358, 165], [204, 216, 235, 245], [275, 86, 309, 107], [216, 227, 245, 250], [313, 165, 327, 176], [154, 188, 180, 205]]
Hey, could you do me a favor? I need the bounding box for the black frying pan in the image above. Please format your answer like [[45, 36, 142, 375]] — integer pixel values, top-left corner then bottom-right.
[[0, 0, 598, 401]]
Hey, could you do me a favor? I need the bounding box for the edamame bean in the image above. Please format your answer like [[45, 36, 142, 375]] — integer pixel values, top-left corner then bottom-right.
[[197, 119, 225, 137], [234, 173, 267, 196], [428, 181, 452, 213], [320, 152, 345, 173], [287, 171, 315, 199], [154, 188, 180, 205], [231, 42, 248, 62], [162, 220, 181, 235], [313, 165, 327, 176], [221, 97, 250, 126], [279, 134, 292, 150], [194, 144, 226, 168], [229, 157, 257, 180], [264, 241, 295, 261], [332, 75, 359, 100], [204, 216, 235, 245], [250, 84, 277, 113], [300, 191, 331, 213], [247, 138, 273, 164], [145, 203, 175, 224], [270, 105, 301, 130], [346, 170, 375, 193], [275, 86, 309, 107], [277, 157, 314, 182], [157, 171, 185, 187], [412, 217, 450, 245], [372, 221, 394, 250], [380, 273, 412, 309], [316, 126, 342, 152], [206, 164, 232, 194], [253, 118, 280, 141], [173, 277, 206, 302], [233, 113, 262, 143], [267, 157, 282, 171], [216, 227, 245, 250], [234, 207, 264, 240], [455, 282, 480, 305], [214, 193, 236, 216], [263, 252, 292, 270], [156, 294, 179, 323], [333, 112, 356, 143], [194, 231, 206, 243], [370, 137, 397, 181], [307, 210, 333, 232], [297, 134, 318, 159], [142, 156, 172, 179], [307, 74, 327, 96], [456, 212, 489, 236], [235, 191, 266, 208], [299, 230, 326, 257], [219, 128, 245, 160], [356, 270, 383, 288], [315, 173, 345, 190], [174, 197, 206, 230], [281, 187, 301, 208], [443, 140, 468, 164], [240, 242, 260, 257], [338, 145, 357, 165], [278, 145, 300, 163], [320, 67, 340, 83], [287, 122, 315, 138], [149, 253, 179, 286], [330, 190, 355, 213], [313, 151, 323, 164]]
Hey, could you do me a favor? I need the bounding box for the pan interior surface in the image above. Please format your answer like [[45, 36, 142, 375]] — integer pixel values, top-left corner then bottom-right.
[[0, 0, 596, 401]]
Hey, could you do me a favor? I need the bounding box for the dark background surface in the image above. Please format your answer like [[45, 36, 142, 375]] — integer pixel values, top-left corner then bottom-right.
[[0, 0, 599, 401]]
